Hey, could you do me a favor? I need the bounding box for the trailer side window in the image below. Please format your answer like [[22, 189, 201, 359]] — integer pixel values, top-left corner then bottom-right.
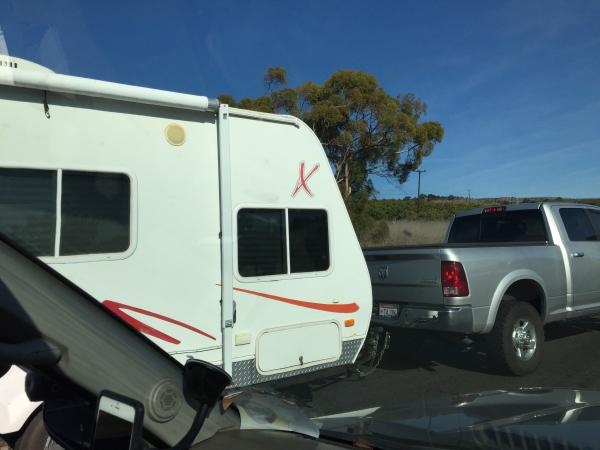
[[289, 209, 329, 273], [238, 209, 287, 277], [0, 168, 57, 256], [60, 171, 131, 255]]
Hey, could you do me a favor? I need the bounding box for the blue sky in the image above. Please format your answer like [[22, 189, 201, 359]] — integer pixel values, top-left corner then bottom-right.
[[1, 0, 599, 199]]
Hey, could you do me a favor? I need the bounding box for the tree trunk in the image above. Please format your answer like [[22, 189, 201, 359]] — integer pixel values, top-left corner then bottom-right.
[[343, 161, 350, 199]]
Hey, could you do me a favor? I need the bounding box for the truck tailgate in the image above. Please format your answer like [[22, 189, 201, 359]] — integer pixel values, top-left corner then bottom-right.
[[364, 248, 443, 305]]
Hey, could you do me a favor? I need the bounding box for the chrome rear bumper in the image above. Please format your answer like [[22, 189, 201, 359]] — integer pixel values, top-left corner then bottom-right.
[[372, 303, 474, 334]]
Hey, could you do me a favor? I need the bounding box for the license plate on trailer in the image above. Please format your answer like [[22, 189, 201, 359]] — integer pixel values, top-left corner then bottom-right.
[[378, 303, 399, 318]]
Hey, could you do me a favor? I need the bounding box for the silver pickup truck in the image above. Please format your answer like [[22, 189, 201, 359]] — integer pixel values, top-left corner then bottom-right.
[[364, 202, 600, 375]]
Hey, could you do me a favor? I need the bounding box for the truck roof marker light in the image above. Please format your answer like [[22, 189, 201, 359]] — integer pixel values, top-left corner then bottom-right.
[[482, 206, 506, 214], [441, 261, 469, 297]]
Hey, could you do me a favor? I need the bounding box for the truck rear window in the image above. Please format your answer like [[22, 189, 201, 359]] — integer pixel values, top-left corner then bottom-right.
[[448, 209, 548, 243]]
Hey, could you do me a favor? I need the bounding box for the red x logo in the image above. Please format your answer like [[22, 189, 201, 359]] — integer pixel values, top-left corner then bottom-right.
[[292, 161, 320, 197]]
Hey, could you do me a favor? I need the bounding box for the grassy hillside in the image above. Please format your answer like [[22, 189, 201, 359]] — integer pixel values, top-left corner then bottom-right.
[[365, 197, 600, 222], [362, 220, 449, 247], [359, 197, 600, 247]]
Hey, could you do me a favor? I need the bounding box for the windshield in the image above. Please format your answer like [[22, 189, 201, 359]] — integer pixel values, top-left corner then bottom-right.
[[2, 2, 600, 450]]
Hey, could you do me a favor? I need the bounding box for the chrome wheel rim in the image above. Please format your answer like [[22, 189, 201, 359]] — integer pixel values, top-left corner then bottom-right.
[[511, 318, 537, 361]]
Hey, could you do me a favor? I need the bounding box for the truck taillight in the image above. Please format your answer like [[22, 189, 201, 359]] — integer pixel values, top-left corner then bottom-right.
[[441, 261, 469, 297]]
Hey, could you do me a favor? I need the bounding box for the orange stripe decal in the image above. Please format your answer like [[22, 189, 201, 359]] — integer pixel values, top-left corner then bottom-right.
[[233, 287, 359, 313], [103, 300, 216, 344]]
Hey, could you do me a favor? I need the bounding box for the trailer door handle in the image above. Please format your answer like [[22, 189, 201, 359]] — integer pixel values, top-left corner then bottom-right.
[[571, 252, 585, 258]]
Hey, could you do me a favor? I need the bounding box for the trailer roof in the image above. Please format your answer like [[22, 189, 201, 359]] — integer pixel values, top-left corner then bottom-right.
[[229, 107, 300, 127], [0, 56, 219, 112], [0, 57, 306, 129]]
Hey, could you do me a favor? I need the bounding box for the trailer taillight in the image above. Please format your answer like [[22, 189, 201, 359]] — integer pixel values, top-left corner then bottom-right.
[[441, 261, 469, 297]]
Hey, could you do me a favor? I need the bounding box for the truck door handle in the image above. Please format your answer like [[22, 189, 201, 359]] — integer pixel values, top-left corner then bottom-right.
[[571, 252, 585, 258]]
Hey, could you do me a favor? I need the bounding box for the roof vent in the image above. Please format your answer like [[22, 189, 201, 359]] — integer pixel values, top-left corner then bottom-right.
[[0, 56, 54, 74]]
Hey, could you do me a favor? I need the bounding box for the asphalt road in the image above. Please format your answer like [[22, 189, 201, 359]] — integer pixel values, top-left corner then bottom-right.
[[272, 316, 600, 417], [3, 318, 600, 450]]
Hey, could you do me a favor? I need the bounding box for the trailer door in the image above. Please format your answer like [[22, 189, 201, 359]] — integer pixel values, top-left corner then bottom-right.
[[217, 104, 234, 374]]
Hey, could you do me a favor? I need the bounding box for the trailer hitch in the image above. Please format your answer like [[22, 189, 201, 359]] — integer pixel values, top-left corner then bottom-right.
[[350, 326, 391, 377]]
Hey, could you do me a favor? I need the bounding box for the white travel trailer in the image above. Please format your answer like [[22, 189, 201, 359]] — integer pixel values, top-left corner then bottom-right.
[[0, 57, 372, 436]]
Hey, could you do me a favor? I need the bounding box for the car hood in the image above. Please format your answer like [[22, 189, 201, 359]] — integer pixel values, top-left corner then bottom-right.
[[314, 387, 600, 449]]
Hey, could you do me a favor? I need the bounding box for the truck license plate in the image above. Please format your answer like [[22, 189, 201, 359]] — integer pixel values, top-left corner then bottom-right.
[[378, 303, 399, 318]]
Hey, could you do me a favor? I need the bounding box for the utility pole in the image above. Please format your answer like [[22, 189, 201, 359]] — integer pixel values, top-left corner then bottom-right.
[[415, 170, 426, 198], [468, 189, 471, 202]]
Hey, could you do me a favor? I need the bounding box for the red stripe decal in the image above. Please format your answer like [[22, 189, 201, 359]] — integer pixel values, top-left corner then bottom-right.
[[233, 287, 359, 313], [103, 300, 216, 344]]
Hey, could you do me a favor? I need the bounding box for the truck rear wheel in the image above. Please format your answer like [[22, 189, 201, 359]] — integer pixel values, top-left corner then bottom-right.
[[488, 301, 544, 376]]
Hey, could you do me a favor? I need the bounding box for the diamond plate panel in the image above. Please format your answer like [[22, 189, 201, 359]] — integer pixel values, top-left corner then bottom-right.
[[230, 338, 363, 387]]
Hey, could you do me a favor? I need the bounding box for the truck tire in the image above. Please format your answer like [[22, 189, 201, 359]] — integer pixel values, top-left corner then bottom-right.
[[13, 410, 49, 450], [488, 301, 544, 376]]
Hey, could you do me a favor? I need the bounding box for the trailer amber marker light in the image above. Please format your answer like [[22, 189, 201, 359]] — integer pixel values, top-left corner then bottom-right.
[[344, 319, 355, 327]]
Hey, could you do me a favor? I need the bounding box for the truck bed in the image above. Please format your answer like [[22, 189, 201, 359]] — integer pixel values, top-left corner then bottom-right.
[[363, 242, 565, 333]]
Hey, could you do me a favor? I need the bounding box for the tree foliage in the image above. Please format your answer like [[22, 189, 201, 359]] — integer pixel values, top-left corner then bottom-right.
[[219, 67, 444, 202], [219, 68, 444, 237], [263, 67, 288, 91]]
